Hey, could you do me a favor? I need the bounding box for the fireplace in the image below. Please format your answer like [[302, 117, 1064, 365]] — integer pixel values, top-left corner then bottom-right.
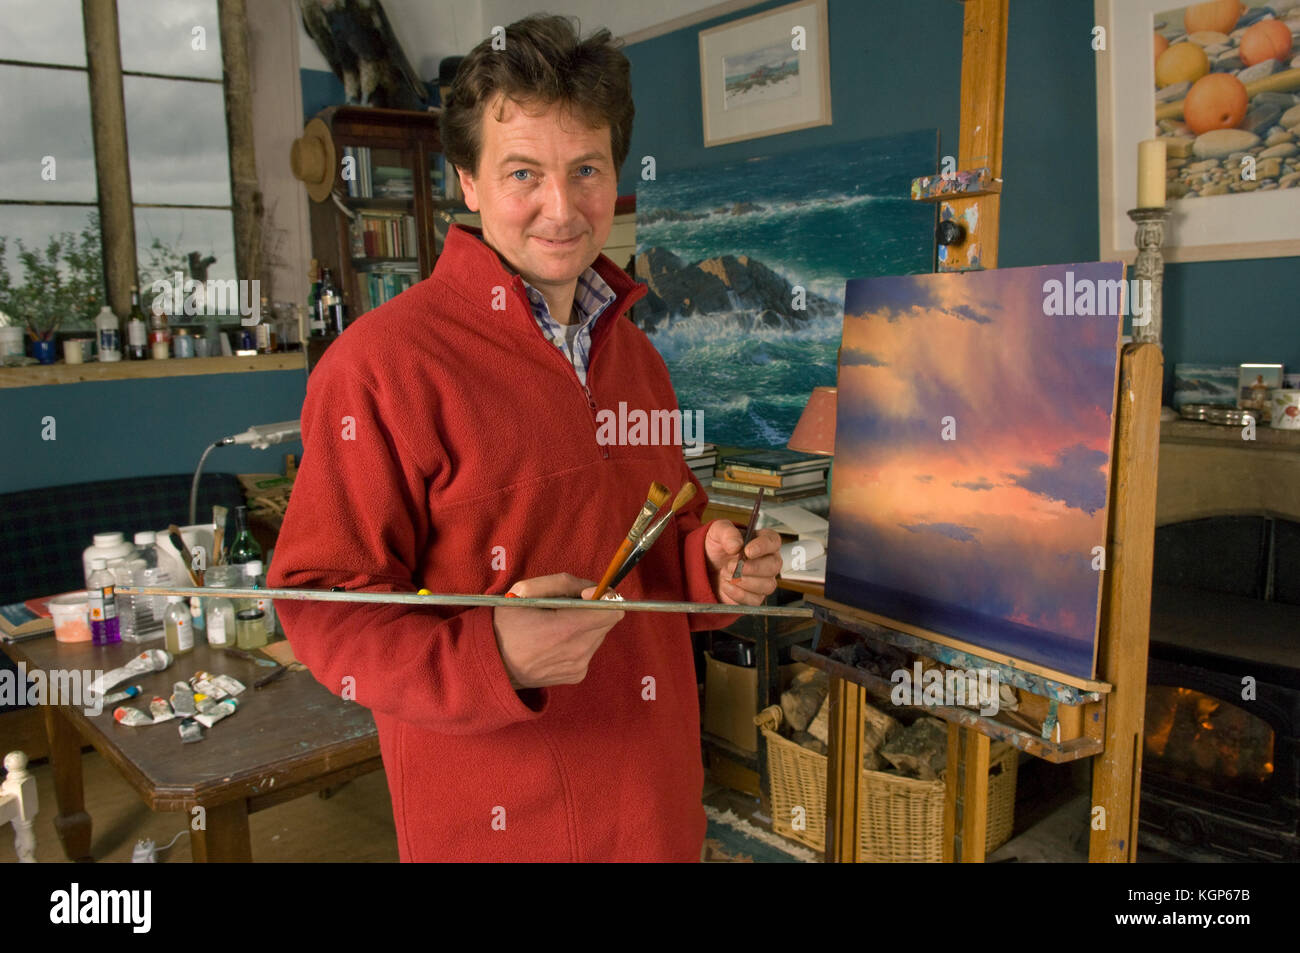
[[1140, 513, 1300, 861]]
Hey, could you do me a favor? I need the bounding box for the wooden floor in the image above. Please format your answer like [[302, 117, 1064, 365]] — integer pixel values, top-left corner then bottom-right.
[[0, 749, 400, 863]]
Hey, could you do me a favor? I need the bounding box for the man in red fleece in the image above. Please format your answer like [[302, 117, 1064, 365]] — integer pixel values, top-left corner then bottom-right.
[[269, 15, 782, 861]]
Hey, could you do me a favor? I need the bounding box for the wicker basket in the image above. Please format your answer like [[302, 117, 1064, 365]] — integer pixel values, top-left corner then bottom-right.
[[755, 705, 1017, 860]]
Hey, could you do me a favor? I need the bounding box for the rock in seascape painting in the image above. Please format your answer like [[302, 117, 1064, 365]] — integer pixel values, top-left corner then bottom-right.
[[825, 263, 1126, 680]]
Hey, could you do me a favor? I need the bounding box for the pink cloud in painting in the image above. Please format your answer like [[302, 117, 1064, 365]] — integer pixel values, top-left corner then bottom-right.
[[825, 263, 1123, 679]]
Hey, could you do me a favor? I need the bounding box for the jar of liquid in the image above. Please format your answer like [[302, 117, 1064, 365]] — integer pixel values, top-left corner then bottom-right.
[[203, 565, 243, 648], [164, 595, 194, 656], [236, 608, 267, 649]]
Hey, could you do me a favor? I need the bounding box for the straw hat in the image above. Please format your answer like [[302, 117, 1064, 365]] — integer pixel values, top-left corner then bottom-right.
[[290, 118, 337, 203]]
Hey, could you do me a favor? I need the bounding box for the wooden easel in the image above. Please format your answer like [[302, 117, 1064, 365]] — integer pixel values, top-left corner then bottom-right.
[[815, 0, 1163, 863]]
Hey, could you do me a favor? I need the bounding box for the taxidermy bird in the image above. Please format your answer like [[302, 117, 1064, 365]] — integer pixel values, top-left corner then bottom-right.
[[299, 0, 428, 110]]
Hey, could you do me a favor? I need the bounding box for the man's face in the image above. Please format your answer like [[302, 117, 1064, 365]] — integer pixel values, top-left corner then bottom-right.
[[458, 98, 617, 296]]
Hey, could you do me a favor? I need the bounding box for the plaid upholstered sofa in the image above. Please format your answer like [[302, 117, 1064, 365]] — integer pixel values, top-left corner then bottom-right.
[[0, 472, 245, 718]]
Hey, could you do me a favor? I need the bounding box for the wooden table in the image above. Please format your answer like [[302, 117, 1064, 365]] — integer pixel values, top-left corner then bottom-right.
[[6, 634, 380, 862]]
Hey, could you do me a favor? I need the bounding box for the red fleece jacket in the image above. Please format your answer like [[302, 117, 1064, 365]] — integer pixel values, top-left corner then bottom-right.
[[268, 225, 738, 861]]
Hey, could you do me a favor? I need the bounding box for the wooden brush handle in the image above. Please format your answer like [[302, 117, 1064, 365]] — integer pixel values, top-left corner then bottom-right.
[[591, 536, 639, 600]]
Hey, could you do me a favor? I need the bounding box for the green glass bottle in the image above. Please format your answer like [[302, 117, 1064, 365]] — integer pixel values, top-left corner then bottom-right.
[[228, 505, 263, 565]]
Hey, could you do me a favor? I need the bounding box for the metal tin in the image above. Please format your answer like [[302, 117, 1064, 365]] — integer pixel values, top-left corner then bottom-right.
[[1179, 403, 1257, 426]]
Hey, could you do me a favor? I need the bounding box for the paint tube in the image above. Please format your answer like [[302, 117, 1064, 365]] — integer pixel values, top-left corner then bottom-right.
[[195, 697, 237, 728], [177, 718, 203, 744], [195, 693, 219, 714], [149, 697, 175, 723], [89, 649, 173, 697], [114, 706, 152, 727], [171, 681, 196, 716], [191, 675, 228, 702], [212, 674, 245, 696], [103, 685, 142, 705]]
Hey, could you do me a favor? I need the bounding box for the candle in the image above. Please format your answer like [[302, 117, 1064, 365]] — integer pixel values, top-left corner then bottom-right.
[[1137, 138, 1167, 208]]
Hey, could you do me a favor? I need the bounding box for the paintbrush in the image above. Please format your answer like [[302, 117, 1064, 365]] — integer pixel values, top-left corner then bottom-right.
[[607, 483, 697, 591], [589, 482, 671, 600], [212, 504, 227, 565], [731, 486, 766, 579], [168, 524, 201, 586]]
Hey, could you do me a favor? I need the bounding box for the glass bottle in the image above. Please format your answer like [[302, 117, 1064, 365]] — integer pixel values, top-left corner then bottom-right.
[[243, 559, 276, 639], [308, 259, 326, 337], [164, 595, 194, 656], [87, 557, 122, 646], [318, 267, 345, 335], [148, 302, 171, 359], [126, 286, 149, 360], [228, 505, 262, 565], [203, 566, 240, 648]]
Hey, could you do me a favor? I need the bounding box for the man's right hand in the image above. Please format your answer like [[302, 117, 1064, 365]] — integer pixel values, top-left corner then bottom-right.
[[491, 573, 625, 689]]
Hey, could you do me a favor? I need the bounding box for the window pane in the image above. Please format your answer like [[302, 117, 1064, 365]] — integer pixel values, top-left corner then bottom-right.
[[135, 206, 236, 309], [0, 205, 103, 331], [0, 0, 86, 66], [0, 66, 96, 202], [118, 0, 222, 79], [124, 75, 231, 206]]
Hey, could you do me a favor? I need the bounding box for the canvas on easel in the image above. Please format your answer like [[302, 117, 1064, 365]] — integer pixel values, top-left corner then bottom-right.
[[825, 262, 1126, 681]]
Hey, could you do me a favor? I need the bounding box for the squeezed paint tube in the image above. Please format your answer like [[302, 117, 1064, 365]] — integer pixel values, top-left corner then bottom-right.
[[195, 697, 237, 728], [89, 650, 173, 697], [103, 685, 142, 705], [114, 706, 152, 727], [212, 674, 245, 696], [150, 696, 175, 723], [177, 718, 203, 744], [195, 693, 219, 714], [171, 681, 196, 717], [191, 676, 227, 702]]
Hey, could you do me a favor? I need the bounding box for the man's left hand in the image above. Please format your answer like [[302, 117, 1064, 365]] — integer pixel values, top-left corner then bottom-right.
[[704, 521, 783, 606]]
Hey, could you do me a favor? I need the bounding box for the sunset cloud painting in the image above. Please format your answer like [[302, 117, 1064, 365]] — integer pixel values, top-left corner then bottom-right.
[[825, 263, 1125, 680]]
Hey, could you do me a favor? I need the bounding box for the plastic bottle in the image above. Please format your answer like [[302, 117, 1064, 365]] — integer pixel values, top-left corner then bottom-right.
[[133, 531, 172, 624], [94, 306, 122, 362], [111, 554, 150, 642], [87, 557, 122, 646], [83, 531, 134, 587], [244, 559, 276, 638], [164, 596, 194, 656]]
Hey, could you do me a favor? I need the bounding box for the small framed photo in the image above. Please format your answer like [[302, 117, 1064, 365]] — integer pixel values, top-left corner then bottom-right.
[[1239, 363, 1284, 421], [699, 0, 831, 148]]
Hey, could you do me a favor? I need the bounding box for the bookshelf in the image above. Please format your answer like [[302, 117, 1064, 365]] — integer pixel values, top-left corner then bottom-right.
[[301, 105, 466, 371]]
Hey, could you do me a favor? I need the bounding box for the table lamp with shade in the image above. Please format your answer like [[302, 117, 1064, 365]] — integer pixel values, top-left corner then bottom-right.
[[787, 385, 837, 495]]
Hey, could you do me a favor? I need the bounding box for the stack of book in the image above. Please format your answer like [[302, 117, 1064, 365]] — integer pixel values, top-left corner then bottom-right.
[[684, 443, 716, 486], [706, 448, 832, 519]]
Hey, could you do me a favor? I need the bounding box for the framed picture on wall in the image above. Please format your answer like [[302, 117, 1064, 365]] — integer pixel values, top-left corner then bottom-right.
[[699, 0, 832, 147], [1096, 0, 1300, 263]]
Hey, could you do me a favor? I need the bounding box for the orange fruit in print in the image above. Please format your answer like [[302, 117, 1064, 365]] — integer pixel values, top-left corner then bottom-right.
[[1154, 32, 1170, 62], [1183, 73, 1249, 134], [1156, 42, 1210, 87], [1239, 20, 1293, 66], [1182, 0, 1243, 37]]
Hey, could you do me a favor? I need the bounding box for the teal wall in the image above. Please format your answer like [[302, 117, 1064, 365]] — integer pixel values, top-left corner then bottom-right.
[[1, 370, 305, 494], [618, 0, 1299, 397]]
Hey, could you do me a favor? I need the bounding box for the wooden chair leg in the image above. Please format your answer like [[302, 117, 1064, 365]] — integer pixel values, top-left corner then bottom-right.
[[2, 751, 38, 862]]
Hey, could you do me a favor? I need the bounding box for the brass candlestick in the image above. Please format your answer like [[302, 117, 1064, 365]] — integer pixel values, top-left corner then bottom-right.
[[1127, 206, 1170, 346]]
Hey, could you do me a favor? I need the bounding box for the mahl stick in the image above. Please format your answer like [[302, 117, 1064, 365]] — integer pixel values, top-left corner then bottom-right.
[[590, 482, 671, 600], [607, 482, 697, 591]]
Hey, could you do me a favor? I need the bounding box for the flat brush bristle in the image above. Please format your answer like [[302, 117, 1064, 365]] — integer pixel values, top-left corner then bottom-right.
[[648, 481, 671, 508], [672, 483, 696, 510]]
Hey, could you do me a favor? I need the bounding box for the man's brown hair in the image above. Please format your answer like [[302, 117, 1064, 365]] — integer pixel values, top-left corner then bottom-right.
[[442, 15, 634, 176]]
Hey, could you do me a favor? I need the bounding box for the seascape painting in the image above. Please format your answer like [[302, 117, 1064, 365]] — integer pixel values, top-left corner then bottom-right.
[[633, 130, 936, 448], [825, 264, 1124, 680], [723, 41, 801, 110]]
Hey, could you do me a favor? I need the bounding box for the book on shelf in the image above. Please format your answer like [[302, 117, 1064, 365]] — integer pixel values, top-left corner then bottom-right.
[[349, 209, 418, 260], [714, 465, 825, 489], [708, 478, 827, 501], [717, 448, 828, 474], [706, 490, 830, 521]]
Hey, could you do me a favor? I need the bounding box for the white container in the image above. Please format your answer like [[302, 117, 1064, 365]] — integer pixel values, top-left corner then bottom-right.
[[83, 532, 135, 587], [0, 325, 25, 360], [94, 305, 121, 361], [50, 592, 92, 643]]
